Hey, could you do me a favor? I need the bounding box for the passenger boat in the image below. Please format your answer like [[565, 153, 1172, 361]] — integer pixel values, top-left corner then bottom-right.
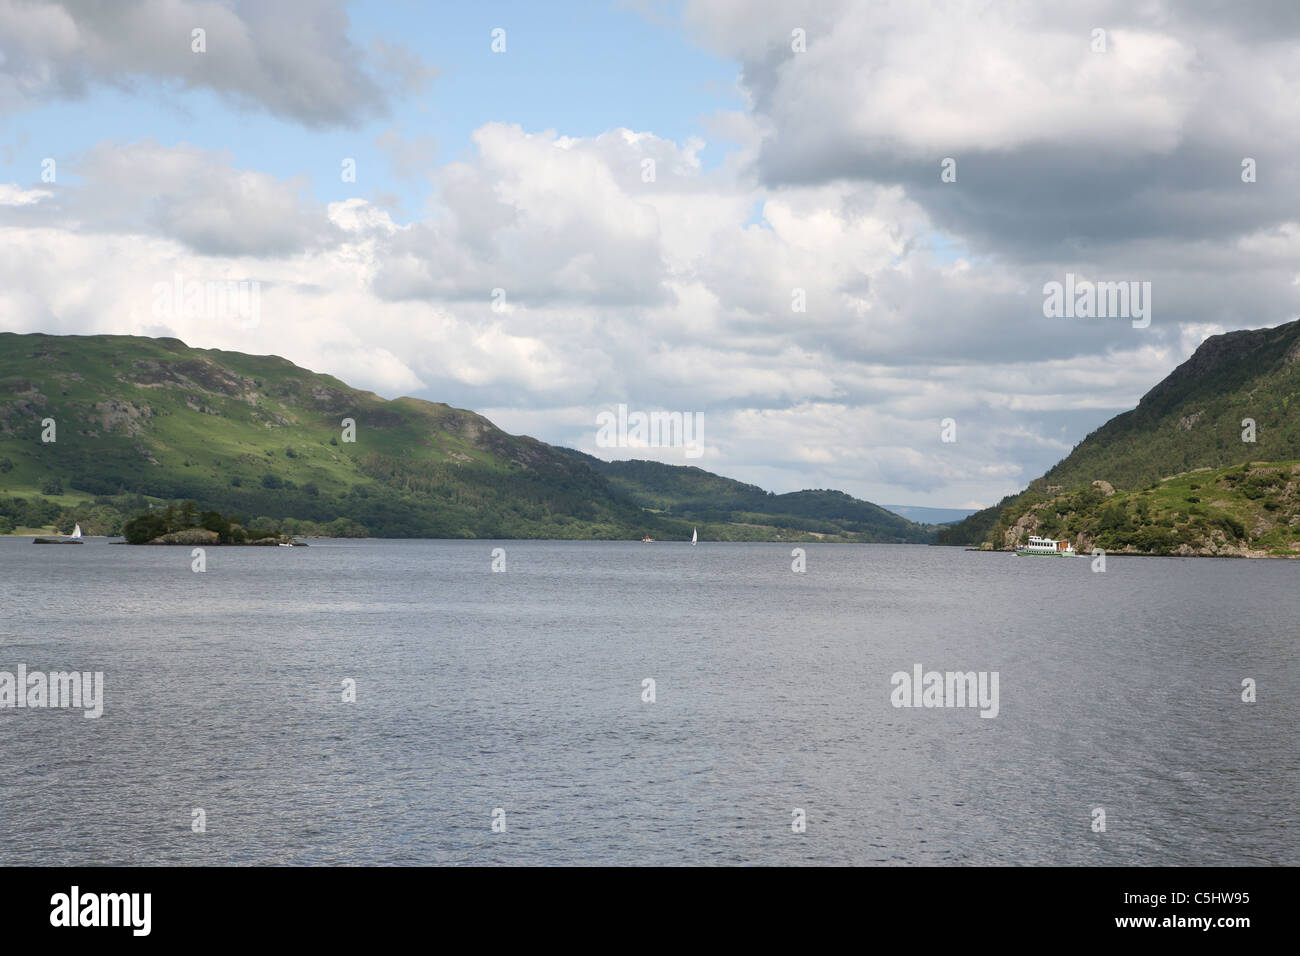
[[1015, 534, 1076, 556]]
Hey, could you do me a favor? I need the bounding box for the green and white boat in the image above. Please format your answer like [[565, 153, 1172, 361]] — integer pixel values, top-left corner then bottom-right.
[[1015, 534, 1076, 556]]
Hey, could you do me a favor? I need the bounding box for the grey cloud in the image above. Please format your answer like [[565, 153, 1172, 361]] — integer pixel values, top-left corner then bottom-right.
[[681, 0, 1300, 264], [0, 0, 426, 126]]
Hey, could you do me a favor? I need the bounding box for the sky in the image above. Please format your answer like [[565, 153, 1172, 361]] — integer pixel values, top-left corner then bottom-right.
[[2, 0, 1299, 509]]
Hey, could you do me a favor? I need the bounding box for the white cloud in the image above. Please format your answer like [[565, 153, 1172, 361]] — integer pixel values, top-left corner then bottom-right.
[[0, 140, 339, 256], [0, 184, 52, 205]]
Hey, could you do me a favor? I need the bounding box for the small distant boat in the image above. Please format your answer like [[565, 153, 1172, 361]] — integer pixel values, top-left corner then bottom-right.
[[1015, 534, 1076, 557], [71, 524, 82, 539], [691, 527, 697, 546], [641, 535, 655, 543], [278, 541, 295, 548]]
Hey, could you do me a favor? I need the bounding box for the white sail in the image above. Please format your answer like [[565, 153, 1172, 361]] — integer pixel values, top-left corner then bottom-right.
[[691, 527, 697, 545], [71, 524, 82, 539]]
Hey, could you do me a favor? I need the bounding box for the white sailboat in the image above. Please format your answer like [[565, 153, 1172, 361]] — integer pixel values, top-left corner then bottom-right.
[[35, 521, 84, 543], [691, 527, 697, 546]]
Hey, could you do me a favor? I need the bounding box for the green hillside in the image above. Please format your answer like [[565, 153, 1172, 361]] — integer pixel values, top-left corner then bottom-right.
[[0, 333, 933, 542], [939, 319, 1300, 552], [562, 452, 934, 543], [0, 333, 673, 538], [990, 463, 1300, 556]]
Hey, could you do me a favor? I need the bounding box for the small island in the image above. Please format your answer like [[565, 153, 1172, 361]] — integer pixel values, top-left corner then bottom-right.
[[122, 503, 305, 546]]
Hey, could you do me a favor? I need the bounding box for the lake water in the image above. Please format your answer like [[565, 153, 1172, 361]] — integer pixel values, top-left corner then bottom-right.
[[0, 538, 1295, 865]]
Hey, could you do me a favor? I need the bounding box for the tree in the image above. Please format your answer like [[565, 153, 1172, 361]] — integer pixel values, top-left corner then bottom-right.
[[325, 517, 367, 538], [1097, 504, 1127, 532], [40, 476, 63, 495], [199, 510, 232, 542], [122, 513, 168, 544]]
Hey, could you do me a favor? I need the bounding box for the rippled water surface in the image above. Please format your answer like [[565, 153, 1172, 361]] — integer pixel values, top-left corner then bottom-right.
[[0, 537, 1295, 865]]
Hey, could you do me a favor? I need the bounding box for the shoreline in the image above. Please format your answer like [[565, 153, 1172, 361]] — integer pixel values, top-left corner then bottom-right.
[[3, 532, 1297, 556]]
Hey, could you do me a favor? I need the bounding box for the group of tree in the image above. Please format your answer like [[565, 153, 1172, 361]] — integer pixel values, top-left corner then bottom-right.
[[0, 490, 370, 541], [120, 501, 368, 544], [122, 501, 241, 544]]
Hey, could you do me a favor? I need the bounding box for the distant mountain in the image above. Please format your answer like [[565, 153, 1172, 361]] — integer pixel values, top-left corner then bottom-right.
[[561, 452, 935, 543], [880, 504, 978, 525], [939, 319, 1300, 551], [0, 333, 934, 542]]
